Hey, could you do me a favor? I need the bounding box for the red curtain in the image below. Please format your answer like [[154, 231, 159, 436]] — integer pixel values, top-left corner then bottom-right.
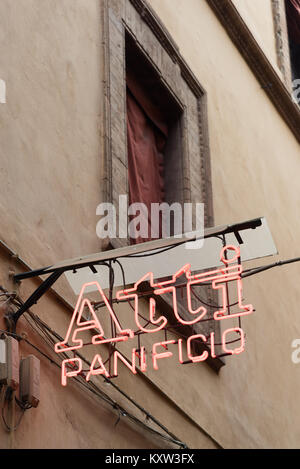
[[126, 71, 167, 243], [286, 0, 300, 44]]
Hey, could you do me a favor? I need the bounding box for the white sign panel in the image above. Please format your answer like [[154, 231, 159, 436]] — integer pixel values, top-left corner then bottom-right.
[[64, 217, 277, 293]]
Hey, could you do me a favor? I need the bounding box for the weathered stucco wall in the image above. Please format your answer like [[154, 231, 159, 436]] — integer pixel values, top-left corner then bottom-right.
[[1, 0, 300, 449], [0, 0, 168, 450], [0, 0, 105, 305], [0, 0, 218, 449], [231, 0, 281, 74], [147, 0, 300, 448]]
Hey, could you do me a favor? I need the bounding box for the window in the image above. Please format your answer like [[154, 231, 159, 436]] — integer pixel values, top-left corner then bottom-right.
[[103, 0, 223, 370], [285, 0, 300, 80], [125, 32, 184, 243], [104, 1, 214, 249]]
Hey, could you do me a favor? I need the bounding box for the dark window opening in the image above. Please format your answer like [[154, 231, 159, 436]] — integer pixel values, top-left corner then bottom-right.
[[125, 32, 214, 342], [125, 32, 184, 244], [285, 0, 300, 80]]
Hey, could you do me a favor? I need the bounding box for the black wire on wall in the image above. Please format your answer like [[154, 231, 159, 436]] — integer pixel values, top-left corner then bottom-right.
[[0, 285, 188, 450]]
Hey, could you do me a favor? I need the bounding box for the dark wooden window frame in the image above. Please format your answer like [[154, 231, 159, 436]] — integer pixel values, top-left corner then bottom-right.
[[101, 0, 214, 241]]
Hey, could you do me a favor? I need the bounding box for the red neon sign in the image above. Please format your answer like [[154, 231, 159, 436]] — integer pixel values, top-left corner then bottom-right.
[[55, 281, 134, 354], [187, 244, 253, 321], [116, 272, 168, 333], [55, 245, 253, 386]]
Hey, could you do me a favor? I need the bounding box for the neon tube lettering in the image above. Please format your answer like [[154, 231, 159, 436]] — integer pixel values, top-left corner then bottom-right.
[[55, 281, 134, 353], [219, 245, 240, 265], [139, 346, 147, 372], [86, 354, 110, 381], [56, 244, 253, 386], [61, 358, 82, 386], [186, 246, 253, 321], [222, 327, 245, 355], [152, 340, 176, 370], [210, 332, 216, 358], [113, 349, 137, 376], [213, 246, 253, 320], [178, 339, 184, 364], [117, 272, 167, 333], [187, 334, 209, 362], [154, 265, 207, 325]]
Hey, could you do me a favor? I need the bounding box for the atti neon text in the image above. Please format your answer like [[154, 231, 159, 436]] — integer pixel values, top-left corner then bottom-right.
[[54, 245, 253, 385]]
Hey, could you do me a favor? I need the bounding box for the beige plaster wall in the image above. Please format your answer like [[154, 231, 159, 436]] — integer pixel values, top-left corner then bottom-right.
[[147, 0, 300, 448], [0, 0, 104, 305], [231, 0, 281, 76], [0, 246, 217, 449], [1, 0, 300, 450], [0, 0, 218, 449]]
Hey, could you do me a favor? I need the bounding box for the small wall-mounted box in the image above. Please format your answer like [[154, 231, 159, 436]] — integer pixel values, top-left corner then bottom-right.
[[19, 355, 40, 408], [0, 335, 19, 390]]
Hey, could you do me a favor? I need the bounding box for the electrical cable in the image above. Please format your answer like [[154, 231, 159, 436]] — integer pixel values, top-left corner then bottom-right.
[[1, 387, 26, 432], [0, 250, 259, 443], [0, 273, 242, 352], [190, 286, 240, 309], [112, 259, 240, 348], [3, 238, 299, 447], [9, 327, 185, 446], [122, 241, 187, 258], [0, 323, 187, 448], [113, 258, 153, 332]]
